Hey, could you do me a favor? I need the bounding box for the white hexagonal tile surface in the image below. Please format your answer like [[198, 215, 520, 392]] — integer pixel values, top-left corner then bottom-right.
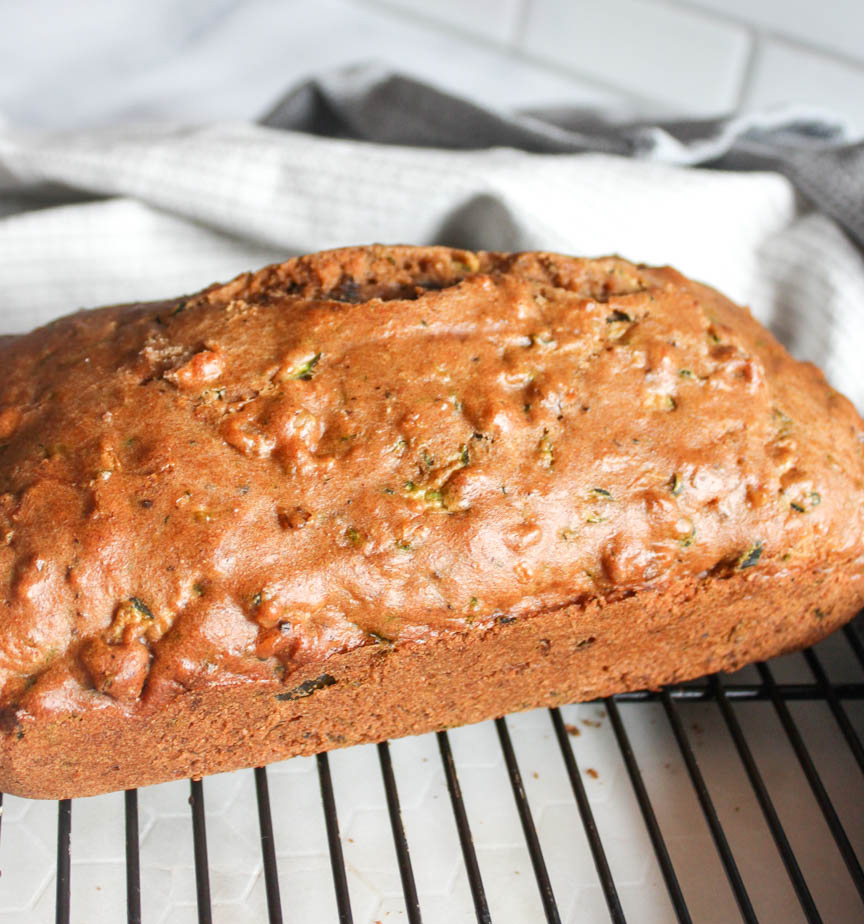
[[0, 636, 862, 923]]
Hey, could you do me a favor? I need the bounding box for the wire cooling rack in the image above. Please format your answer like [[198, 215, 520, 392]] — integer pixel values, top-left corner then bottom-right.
[[2, 617, 863, 924]]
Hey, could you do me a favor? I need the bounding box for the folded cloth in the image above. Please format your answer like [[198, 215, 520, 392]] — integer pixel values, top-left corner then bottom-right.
[[0, 64, 862, 406]]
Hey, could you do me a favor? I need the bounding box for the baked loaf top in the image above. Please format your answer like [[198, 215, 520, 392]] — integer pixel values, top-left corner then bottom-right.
[[0, 246, 862, 722]]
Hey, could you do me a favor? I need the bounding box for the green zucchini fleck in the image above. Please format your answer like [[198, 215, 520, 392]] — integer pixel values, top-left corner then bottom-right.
[[736, 541, 763, 570], [773, 408, 793, 438], [395, 539, 413, 552], [791, 491, 820, 513], [403, 481, 446, 509], [585, 512, 607, 524], [287, 353, 321, 381], [607, 310, 632, 323], [344, 527, 362, 547], [678, 369, 694, 378], [275, 673, 336, 701], [669, 473, 684, 496], [590, 487, 612, 498], [537, 434, 554, 469], [129, 597, 154, 620], [678, 525, 696, 547]]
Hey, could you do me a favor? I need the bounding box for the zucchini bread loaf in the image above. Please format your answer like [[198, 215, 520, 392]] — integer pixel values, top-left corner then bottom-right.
[[1, 246, 862, 799]]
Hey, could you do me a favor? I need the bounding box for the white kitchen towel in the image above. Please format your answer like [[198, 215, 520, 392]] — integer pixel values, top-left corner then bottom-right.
[[1, 69, 864, 924], [0, 66, 862, 409]]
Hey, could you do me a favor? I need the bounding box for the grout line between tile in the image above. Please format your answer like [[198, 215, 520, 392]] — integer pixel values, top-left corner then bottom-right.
[[353, 0, 670, 113], [358, 0, 523, 53], [652, 0, 864, 74], [734, 30, 760, 109], [510, 0, 535, 48]]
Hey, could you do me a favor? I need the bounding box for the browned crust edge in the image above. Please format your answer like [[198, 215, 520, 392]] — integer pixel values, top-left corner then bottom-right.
[[2, 565, 860, 799]]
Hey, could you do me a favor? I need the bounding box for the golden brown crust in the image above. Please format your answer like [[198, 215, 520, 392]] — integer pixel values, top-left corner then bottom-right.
[[0, 245, 863, 798], [2, 562, 860, 800]]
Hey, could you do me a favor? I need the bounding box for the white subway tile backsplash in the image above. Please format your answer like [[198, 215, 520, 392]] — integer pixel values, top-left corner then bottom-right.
[[745, 38, 864, 133], [1, 0, 863, 140], [370, 0, 525, 45], [519, 0, 751, 114], [684, 0, 864, 66], [0, 0, 629, 128]]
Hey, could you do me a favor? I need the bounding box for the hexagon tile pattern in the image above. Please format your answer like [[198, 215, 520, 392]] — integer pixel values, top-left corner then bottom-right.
[[1, 637, 863, 923]]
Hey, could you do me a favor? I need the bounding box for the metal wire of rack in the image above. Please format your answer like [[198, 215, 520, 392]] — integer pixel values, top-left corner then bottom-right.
[[4, 618, 864, 924]]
